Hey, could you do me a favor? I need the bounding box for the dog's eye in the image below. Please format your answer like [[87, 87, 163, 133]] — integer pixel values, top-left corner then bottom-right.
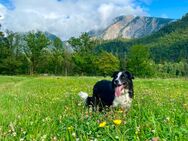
[[121, 75, 126, 79]]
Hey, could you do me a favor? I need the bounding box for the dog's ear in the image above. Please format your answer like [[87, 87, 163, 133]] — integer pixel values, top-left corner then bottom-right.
[[125, 71, 134, 79], [111, 71, 119, 78]]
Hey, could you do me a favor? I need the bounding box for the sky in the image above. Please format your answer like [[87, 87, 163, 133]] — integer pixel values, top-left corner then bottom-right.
[[0, 0, 188, 40]]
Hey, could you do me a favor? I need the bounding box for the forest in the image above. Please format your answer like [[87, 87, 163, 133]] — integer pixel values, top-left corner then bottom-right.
[[0, 13, 188, 77]]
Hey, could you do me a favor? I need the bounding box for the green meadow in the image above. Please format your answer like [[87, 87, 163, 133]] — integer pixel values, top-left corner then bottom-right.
[[0, 76, 188, 141]]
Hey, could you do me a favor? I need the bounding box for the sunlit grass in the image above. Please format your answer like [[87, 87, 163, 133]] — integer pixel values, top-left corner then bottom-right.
[[0, 76, 187, 140]]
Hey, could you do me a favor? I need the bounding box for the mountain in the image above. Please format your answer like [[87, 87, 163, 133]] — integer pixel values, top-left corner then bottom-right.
[[44, 32, 73, 52], [96, 13, 188, 63], [44, 32, 58, 41], [90, 15, 173, 40]]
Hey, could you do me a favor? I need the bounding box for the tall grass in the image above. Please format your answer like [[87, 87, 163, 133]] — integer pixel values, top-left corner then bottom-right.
[[0, 76, 187, 140]]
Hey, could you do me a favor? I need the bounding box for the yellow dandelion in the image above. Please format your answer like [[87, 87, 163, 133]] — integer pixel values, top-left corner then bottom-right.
[[113, 119, 122, 125], [99, 121, 106, 127]]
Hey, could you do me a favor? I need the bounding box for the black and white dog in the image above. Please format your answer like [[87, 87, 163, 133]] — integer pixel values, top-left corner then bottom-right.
[[79, 71, 134, 112]]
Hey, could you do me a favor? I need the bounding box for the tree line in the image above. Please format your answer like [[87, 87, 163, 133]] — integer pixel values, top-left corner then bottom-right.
[[94, 13, 188, 77], [0, 29, 188, 77], [0, 31, 120, 76]]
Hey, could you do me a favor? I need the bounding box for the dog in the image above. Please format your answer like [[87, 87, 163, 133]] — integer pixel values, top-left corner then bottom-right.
[[79, 71, 134, 112]]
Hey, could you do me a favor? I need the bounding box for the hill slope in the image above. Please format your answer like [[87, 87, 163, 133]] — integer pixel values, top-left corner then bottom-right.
[[90, 15, 173, 40], [96, 13, 188, 63]]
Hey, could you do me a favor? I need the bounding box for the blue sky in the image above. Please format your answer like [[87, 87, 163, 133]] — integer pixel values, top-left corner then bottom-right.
[[143, 0, 188, 19], [0, 0, 187, 39], [0, 0, 14, 9]]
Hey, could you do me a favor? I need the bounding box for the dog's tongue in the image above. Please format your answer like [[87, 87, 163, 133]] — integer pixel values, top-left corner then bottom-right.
[[115, 85, 124, 97]]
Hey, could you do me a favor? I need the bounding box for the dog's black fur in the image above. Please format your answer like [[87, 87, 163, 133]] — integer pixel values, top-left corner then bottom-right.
[[84, 71, 134, 112]]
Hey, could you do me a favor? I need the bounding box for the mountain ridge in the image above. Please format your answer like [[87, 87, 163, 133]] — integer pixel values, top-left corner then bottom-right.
[[89, 15, 174, 40], [95, 13, 188, 63]]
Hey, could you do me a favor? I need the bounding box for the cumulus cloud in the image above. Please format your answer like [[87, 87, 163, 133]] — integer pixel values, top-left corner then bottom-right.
[[0, 0, 148, 40], [0, 4, 7, 21], [161, 13, 169, 18]]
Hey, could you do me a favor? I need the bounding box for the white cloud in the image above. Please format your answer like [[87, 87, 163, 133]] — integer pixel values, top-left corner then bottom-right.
[[161, 13, 169, 18], [0, 4, 7, 21], [1, 0, 148, 40]]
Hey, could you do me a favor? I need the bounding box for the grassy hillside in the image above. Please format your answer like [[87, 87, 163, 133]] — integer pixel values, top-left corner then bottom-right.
[[96, 13, 188, 63], [0, 76, 188, 140]]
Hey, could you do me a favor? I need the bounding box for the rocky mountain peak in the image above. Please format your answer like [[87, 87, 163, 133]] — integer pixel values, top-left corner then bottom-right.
[[90, 15, 174, 40]]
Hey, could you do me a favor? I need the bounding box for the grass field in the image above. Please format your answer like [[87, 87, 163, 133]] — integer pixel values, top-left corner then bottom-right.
[[0, 76, 188, 141]]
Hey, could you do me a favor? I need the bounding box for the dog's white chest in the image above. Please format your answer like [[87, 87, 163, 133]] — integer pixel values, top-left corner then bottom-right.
[[113, 90, 132, 111]]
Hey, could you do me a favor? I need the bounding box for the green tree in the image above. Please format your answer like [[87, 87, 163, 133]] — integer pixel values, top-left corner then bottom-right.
[[37, 49, 53, 74], [68, 32, 95, 52], [127, 45, 155, 77], [51, 37, 73, 75], [52, 37, 64, 74], [0, 31, 25, 74], [24, 31, 50, 75], [94, 51, 120, 76], [0, 31, 8, 74], [63, 50, 73, 76], [68, 33, 96, 75]]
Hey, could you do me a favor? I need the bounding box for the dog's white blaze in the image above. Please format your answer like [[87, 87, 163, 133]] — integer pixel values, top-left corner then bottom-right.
[[115, 72, 123, 84], [113, 89, 132, 111]]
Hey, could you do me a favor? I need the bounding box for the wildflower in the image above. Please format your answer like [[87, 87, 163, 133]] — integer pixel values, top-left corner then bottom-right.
[[166, 117, 170, 121], [90, 138, 98, 141], [151, 129, 156, 133], [9, 122, 15, 132], [113, 119, 122, 125], [41, 135, 47, 140], [117, 110, 123, 113], [164, 116, 170, 122], [72, 132, 76, 137], [135, 126, 140, 134], [115, 136, 119, 139], [99, 121, 106, 127], [12, 132, 17, 137], [123, 121, 127, 125], [52, 136, 57, 141], [17, 115, 21, 119], [67, 126, 73, 130]]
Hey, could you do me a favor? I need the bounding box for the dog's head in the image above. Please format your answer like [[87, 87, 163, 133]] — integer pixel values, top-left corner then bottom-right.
[[112, 71, 134, 97]]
